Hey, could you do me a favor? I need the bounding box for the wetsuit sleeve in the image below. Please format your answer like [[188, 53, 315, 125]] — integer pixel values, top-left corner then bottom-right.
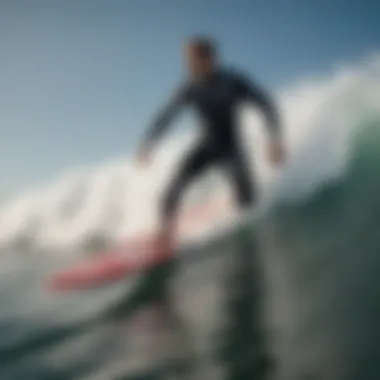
[[235, 73, 281, 138], [141, 84, 189, 151]]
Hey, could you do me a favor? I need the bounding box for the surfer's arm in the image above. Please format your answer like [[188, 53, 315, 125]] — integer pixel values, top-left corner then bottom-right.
[[141, 84, 189, 152], [236, 73, 281, 139]]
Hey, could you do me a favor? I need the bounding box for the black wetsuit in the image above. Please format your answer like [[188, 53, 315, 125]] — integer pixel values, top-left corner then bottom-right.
[[142, 68, 280, 220]]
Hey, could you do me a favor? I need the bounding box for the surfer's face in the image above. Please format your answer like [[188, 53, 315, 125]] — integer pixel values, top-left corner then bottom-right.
[[184, 43, 215, 81]]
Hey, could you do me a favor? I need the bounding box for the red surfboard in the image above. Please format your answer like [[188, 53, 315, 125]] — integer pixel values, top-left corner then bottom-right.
[[48, 195, 236, 292]]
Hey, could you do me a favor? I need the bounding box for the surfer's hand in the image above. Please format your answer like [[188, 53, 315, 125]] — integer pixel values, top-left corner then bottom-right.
[[137, 147, 152, 166], [268, 137, 286, 165]]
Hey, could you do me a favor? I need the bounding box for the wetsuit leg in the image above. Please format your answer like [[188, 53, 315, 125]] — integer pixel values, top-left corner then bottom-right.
[[224, 148, 256, 208], [161, 142, 218, 221]]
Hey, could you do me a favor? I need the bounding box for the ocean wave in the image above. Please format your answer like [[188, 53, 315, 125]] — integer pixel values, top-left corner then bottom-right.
[[0, 54, 380, 253]]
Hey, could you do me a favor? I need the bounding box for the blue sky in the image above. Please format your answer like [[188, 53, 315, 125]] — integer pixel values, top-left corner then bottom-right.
[[0, 0, 379, 192]]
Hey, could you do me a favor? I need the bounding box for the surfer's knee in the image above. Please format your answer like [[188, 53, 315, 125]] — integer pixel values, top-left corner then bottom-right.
[[161, 172, 189, 222]]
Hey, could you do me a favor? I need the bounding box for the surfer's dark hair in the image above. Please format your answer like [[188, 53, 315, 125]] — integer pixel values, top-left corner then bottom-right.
[[187, 35, 218, 60]]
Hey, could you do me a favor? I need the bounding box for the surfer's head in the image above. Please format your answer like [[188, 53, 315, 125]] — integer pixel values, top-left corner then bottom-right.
[[184, 36, 218, 81]]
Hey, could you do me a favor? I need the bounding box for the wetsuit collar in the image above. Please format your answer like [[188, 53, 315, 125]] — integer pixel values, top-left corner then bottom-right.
[[192, 68, 221, 85]]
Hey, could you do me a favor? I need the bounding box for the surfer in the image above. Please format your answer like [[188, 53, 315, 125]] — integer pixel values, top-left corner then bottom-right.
[[136, 36, 286, 374], [138, 35, 285, 242]]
